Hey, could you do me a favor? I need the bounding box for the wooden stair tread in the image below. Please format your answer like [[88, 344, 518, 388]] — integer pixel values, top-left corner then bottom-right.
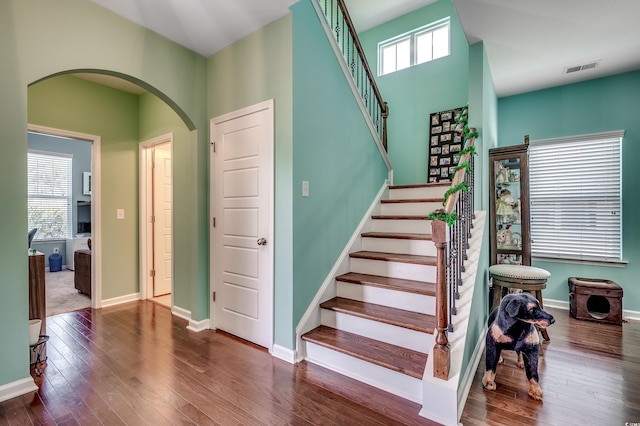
[[320, 297, 435, 334], [381, 198, 442, 204], [350, 251, 437, 266], [301, 325, 428, 379], [361, 231, 432, 241], [336, 272, 436, 296]]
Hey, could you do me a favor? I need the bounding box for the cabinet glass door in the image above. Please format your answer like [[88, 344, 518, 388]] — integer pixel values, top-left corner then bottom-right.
[[494, 157, 523, 265]]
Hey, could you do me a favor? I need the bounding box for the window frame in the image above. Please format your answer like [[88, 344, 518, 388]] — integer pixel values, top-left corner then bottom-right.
[[378, 17, 450, 76], [528, 131, 624, 265], [27, 149, 73, 242]]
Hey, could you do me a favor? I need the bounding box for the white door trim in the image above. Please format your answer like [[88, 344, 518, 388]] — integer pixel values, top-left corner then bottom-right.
[[139, 133, 173, 302], [28, 124, 103, 309], [209, 99, 274, 350]]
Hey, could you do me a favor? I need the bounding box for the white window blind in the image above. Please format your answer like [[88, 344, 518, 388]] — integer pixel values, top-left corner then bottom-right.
[[28, 150, 73, 240], [529, 131, 623, 262]]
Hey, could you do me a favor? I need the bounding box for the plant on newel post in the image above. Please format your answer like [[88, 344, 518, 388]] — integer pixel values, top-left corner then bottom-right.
[[428, 104, 478, 380]]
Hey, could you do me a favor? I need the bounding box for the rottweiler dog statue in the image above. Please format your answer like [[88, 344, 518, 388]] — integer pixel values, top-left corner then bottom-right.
[[482, 292, 555, 400]]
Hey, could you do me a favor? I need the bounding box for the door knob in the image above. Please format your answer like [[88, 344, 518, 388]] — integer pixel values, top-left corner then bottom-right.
[[257, 238, 267, 246]]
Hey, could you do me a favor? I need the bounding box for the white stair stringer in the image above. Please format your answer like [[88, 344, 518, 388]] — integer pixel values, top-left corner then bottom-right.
[[420, 211, 486, 426], [305, 341, 424, 403]]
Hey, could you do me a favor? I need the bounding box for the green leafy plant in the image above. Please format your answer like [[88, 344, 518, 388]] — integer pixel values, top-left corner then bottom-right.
[[427, 210, 458, 226], [443, 181, 469, 206], [453, 161, 471, 174]]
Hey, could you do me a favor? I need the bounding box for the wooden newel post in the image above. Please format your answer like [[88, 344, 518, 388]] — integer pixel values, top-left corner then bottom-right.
[[432, 219, 450, 380]]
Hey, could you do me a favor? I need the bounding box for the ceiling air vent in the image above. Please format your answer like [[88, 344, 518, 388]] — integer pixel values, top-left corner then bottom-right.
[[564, 61, 599, 75]]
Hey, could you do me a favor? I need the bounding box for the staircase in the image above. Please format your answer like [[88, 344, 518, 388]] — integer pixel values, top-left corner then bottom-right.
[[302, 182, 450, 403]]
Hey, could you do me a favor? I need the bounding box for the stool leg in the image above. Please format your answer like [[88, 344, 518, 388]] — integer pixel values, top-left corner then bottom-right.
[[492, 286, 502, 311], [533, 290, 551, 341]]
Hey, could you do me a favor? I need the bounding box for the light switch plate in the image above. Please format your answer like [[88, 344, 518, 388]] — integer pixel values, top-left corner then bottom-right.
[[302, 180, 309, 197], [117, 209, 125, 220]]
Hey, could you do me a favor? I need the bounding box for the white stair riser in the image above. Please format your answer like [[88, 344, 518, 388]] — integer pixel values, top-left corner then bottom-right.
[[304, 342, 423, 404], [362, 237, 436, 257], [321, 309, 432, 353], [337, 281, 435, 315], [350, 258, 436, 282], [372, 219, 433, 234], [388, 187, 447, 200], [381, 201, 442, 216]]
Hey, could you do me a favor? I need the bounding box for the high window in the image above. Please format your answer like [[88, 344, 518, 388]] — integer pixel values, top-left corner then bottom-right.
[[529, 131, 623, 263], [28, 150, 73, 241], [378, 17, 450, 76]]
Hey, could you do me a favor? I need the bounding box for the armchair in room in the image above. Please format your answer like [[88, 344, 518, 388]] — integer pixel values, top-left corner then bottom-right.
[[74, 249, 91, 297]]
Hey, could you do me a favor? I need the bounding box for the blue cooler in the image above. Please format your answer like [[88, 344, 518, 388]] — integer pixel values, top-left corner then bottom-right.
[[49, 253, 62, 272]]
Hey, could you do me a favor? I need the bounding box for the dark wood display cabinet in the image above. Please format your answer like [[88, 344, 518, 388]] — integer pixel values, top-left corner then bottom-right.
[[489, 145, 531, 266]]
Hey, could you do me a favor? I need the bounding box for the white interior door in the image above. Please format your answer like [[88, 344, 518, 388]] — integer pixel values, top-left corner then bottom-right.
[[210, 100, 274, 349], [153, 144, 172, 296]]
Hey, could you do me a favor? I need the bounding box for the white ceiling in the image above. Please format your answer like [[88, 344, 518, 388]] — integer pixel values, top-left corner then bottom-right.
[[85, 0, 640, 97]]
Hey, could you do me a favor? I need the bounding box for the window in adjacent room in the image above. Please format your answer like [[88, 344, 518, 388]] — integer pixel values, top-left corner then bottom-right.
[[27, 150, 73, 241], [528, 131, 623, 263], [378, 17, 450, 76]]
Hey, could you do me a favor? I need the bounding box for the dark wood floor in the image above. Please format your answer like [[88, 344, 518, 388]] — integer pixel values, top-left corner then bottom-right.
[[1, 301, 639, 425], [461, 306, 640, 425], [2, 301, 437, 425]]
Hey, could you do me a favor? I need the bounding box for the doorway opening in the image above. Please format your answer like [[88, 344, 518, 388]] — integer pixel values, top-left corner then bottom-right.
[[140, 134, 174, 309], [27, 124, 103, 316]]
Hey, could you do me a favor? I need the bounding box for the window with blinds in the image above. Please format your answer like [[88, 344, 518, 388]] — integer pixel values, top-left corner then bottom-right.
[[529, 131, 623, 262], [28, 150, 73, 240]]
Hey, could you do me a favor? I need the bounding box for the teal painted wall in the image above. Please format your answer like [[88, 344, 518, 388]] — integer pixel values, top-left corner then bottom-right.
[[138, 92, 193, 310], [498, 71, 640, 312], [360, 0, 470, 185], [207, 15, 294, 348], [1, 0, 207, 388], [291, 0, 389, 335], [460, 42, 496, 383]]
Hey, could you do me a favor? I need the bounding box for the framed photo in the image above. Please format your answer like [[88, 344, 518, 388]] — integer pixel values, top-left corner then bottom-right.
[[83, 172, 92, 195], [430, 156, 438, 166]]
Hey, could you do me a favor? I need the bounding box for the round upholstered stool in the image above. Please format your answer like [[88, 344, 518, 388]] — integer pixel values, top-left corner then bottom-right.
[[489, 264, 551, 340]]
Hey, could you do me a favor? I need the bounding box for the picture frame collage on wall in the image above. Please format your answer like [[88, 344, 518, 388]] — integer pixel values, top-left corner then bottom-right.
[[427, 106, 464, 183]]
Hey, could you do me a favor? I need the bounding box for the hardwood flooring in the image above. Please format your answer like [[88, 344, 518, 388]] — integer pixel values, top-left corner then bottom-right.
[[2, 302, 638, 425], [1, 301, 436, 425], [460, 306, 640, 425]]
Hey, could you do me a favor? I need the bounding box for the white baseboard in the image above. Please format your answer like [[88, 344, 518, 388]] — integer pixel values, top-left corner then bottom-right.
[[0, 377, 38, 403], [272, 344, 296, 364], [171, 306, 191, 321], [101, 292, 140, 308], [187, 318, 210, 332]]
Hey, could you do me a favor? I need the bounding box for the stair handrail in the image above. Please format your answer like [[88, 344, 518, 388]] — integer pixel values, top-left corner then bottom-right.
[[313, 0, 390, 152], [431, 117, 477, 380]]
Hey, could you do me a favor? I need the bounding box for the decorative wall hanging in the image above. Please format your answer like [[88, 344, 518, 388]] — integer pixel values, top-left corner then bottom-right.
[[427, 106, 464, 183]]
